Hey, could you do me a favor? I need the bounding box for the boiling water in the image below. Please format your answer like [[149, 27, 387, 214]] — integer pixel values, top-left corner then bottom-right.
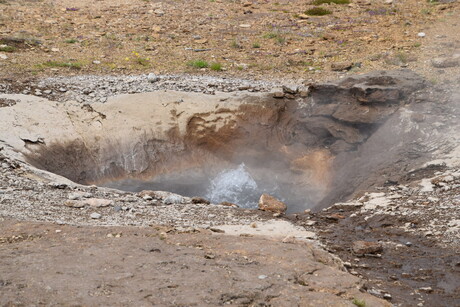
[[104, 163, 310, 211], [205, 163, 285, 208]]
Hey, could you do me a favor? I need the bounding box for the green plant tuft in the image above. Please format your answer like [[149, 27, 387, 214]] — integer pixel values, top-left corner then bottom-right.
[[187, 59, 209, 68], [42, 61, 82, 69], [0, 46, 15, 52], [305, 7, 332, 15], [210, 62, 222, 71], [352, 298, 366, 307]]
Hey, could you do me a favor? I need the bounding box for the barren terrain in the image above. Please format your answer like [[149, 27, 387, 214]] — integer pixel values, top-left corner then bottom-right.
[[1, 0, 459, 307]]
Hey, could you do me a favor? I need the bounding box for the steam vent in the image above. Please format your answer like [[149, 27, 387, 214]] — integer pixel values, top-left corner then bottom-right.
[[0, 1, 459, 304]]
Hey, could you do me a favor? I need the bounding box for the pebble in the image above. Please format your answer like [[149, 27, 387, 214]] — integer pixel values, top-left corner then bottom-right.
[[417, 32, 426, 38], [258, 275, 267, 280], [147, 73, 159, 83], [90, 212, 102, 219], [0, 53, 8, 60], [383, 293, 392, 300], [419, 287, 433, 293]]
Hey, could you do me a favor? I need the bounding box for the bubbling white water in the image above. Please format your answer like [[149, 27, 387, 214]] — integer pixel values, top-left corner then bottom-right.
[[206, 163, 283, 208]]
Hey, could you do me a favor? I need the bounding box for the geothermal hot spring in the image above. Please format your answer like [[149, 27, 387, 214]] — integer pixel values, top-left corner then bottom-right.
[[5, 71, 426, 212], [15, 90, 336, 213]]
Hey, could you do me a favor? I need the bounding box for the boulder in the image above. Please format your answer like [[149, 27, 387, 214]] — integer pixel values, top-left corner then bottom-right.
[[258, 194, 287, 214]]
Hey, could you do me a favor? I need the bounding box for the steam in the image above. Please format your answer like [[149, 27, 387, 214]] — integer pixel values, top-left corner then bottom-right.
[[205, 163, 259, 208]]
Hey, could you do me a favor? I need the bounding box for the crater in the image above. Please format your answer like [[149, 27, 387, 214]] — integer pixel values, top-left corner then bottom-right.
[[0, 70, 428, 212]]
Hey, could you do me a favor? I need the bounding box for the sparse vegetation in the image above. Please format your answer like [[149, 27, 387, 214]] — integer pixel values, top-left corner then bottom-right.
[[42, 61, 83, 69], [352, 298, 366, 307], [305, 7, 332, 16], [0, 46, 15, 52], [210, 62, 222, 71], [231, 40, 243, 49], [135, 57, 150, 66], [252, 42, 261, 48], [263, 31, 285, 44], [41, 61, 82, 69], [187, 59, 209, 68], [263, 32, 279, 39], [64, 39, 78, 44], [312, 0, 349, 4]]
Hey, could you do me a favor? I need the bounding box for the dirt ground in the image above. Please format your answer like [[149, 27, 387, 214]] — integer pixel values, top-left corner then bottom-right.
[[0, 219, 390, 307], [0, 0, 459, 82]]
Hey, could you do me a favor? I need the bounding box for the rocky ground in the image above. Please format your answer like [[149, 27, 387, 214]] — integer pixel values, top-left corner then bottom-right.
[[1, 0, 459, 306], [0, 72, 458, 306], [0, 0, 459, 82]]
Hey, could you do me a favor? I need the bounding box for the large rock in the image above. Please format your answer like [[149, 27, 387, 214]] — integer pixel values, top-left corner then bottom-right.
[[258, 194, 287, 214]]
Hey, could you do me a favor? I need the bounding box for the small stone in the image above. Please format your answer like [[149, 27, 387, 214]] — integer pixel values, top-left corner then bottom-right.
[[84, 198, 113, 208], [90, 212, 102, 219], [204, 253, 215, 259], [55, 229, 62, 233], [0, 53, 9, 60], [295, 13, 309, 19], [219, 201, 239, 208], [147, 73, 159, 83], [352, 241, 383, 256], [383, 293, 392, 300], [282, 235, 296, 243], [51, 48, 59, 52], [58, 87, 67, 92], [273, 91, 285, 98], [143, 195, 153, 201], [258, 194, 287, 214], [163, 194, 184, 205], [239, 24, 251, 28], [43, 89, 52, 94], [417, 32, 426, 38], [431, 57, 459, 68], [191, 197, 210, 205], [154, 9, 165, 16], [92, 60, 101, 65], [331, 62, 353, 71], [258, 275, 268, 280], [282, 85, 298, 94], [419, 287, 433, 293], [64, 200, 85, 208]]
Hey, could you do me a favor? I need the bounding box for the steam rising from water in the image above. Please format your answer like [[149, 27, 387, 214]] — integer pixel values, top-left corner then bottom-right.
[[206, 163, 258, 208], [206, 163, 284, 209]]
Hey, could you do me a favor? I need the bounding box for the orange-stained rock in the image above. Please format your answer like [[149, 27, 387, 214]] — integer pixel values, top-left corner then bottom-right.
[[258, 194, 287, 214]]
